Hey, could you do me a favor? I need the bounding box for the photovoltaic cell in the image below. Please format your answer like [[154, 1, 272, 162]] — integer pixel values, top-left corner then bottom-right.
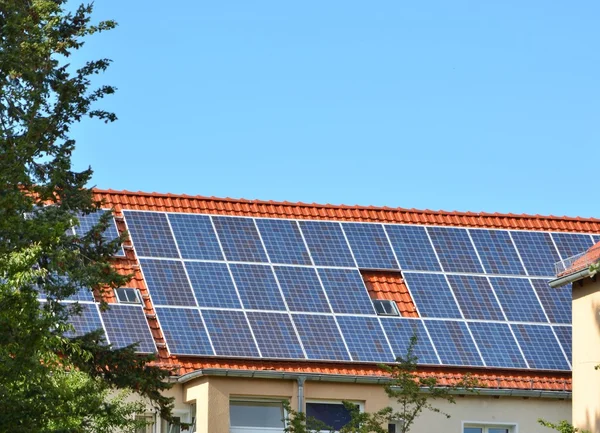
[[510, 231, 560, 277], [155, 307, 213, 356], [102, 304, 156, 353], [255, 219, 312, 265], [229, 264, 286, 311], [469, 229, 525, 275], [337, 316, 394, 362], [488, 277, 547, 323], [65, 303, 104, 338], [403, 273, 462, 319], [139, 259, 197, 306], [299, 221, 356, 267], [424, 320, 483, 367], [530, 279, 571, 324], [202, 310, 259, 357], [212, 216, 268, 263], [467, 322, 527, 369], [427, 227, 483, 273], [274, 266, 331, 313], [342, 223, 398, 270], [185, 262, 241, 309], [168, 213, 223, 260], [380, 317, 439, 364], [384, 225, 441, 271], [446, 275, 504, 321], [511, 324, 569, 370], [123, 211, 179, 258], [317, 268, 374, 315], [553, 326, 572, 360], [551, 233, 594, 261], [65, 288, 95, 302], [246, 312, 305, 359], [292, 314, 350, 361], [74, 210, 125, 257]]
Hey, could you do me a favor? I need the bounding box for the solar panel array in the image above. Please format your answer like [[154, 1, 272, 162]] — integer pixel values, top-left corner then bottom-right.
[[74, 210, 125, 257], [122, 210, 595, 371]]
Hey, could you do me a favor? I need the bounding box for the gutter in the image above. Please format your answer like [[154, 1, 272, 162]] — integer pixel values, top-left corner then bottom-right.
[[176, 369, 571, 400], [549, 268, 591, 288]]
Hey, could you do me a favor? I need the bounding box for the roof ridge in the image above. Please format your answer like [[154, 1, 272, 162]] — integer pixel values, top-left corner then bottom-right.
[[93, 188, 599, 223]]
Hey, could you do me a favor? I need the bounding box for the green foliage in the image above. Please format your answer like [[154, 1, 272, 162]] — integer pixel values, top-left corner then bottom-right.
[[0, 0, 174, 431], [538, 419, 590, 433]]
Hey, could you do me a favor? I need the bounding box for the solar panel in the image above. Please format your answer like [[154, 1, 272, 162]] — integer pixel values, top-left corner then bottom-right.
[[553, 326, 572, 360], [167, 213, 223, 260], [292, 314, 350, 361], [229, 264, 286, 311], [101, 304, 156, 353], [65, 287, 95, 302], [299, 221, 356, 267], [384, 225, 441, 271], [317, 268, 375, 315], [212, 216, 268, 263], [380, 317, 439, 365], [202, 310, 260, 357], [65, 303, 104, 338], [342, 223, 398, 270], [424, 320, 483, 367], [467, 322, 527, 369], [185, 262, 241, 309], [123, 211, 179, 258], [469, 229, 525, 275], [155, 307, 213, 356], [139, 259, 197, 306], [446, 275, 504, 321], [274, 266, 331, 313], [74, 210, 125, 257], [511, 324, 569, 370], [488, 277, 547, 323], [403, 273, 462, 319], [427, 227, 483, 274], [255, 219, 312, 265], [551, 233, 594, 261], [530, 279, 571, 324], [336, 316, 394, 362], [246, 312, 305, 359], [510, 231, 560, 277]]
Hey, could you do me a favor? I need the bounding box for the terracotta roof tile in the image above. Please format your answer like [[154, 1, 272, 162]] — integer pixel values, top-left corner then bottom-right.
[[558, 241, 600, 277], [361, 271, 418, 317]]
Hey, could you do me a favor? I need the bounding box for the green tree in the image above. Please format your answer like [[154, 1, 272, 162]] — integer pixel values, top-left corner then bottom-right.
[[538, 419, 590, 433], [0, 1, 173, 431]]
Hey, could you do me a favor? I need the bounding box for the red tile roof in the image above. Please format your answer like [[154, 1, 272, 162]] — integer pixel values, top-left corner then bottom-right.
[[95, 189, 587, 392], [558, 241, 600, 277]]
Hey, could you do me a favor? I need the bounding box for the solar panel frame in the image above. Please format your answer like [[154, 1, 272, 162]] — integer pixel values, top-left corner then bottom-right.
[[292, 314, 351, 361], [553, 326, 572, 361], [380, 317, 440, 365], [467, 321, 527, 369], [229, 264, 286, 311], [317, 268, 375, 315], [511, 324, 569, 370], [336, 316, 394, 362], [468, 229, 525, 275], [551, 232, 595, 261], [299, 221, 356, 267], [74, 210, 125, 257], [202, 310, 260, 358], [274, 266, 331, 313], [403, 273, 462, 319], [155, 307, 214, 356], [139, 259, 197, 307], [530, 279, 571, 324], [212, 216, 268, 263], [167, 213, 224, 261], [427, 227, 484, 274], [510, 231, 561, 277], [101, 304, 156, 353], [424, 320, 484, 367], [255, 219, 312, 265], [123, 210, 179, 258], [64, 303, 105, 339], [246, 312, 305, 359], [446, 275, 504, 321], [384, 225, 441, 271], [488, 277, 548, 323], [342, 223, 399, 270], [184, 261, 241, 309]]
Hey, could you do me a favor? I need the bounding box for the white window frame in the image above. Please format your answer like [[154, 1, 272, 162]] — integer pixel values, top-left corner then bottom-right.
[[305, 399, 364, 433], [229, 397, 287, 433], [462, 421, 518, 433], [115, 287, 142, 304]]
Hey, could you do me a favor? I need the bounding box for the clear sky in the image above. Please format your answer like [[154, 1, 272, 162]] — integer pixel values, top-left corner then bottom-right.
[[70, 1, 599, 218]]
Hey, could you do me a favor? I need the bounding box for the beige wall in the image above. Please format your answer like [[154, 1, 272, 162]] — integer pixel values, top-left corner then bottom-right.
[[573, 278, 600, 432]]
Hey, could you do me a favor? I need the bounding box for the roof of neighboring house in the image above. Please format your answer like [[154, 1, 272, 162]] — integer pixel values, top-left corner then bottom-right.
[[93, 188, 591, 393]]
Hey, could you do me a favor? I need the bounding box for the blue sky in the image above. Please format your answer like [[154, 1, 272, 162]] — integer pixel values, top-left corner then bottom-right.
[[70, 1, 599, 218]]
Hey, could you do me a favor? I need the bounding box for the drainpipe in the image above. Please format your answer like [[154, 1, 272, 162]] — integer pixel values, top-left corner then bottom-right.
[[297, 377, 306, 413]]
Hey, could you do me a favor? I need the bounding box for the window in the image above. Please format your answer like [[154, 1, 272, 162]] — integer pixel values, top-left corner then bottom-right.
[[464, 424, 514, 433], [115, 287, 141, 304], [135, 414, 154, 433], [372, 299, 400, 316], [305, 401, 362, 432], [230, 400, 285, 433]]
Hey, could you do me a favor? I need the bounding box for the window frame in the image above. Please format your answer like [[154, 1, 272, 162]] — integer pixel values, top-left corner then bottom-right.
[[372, 299, 400, 316], [115, 287, 142, 304], [229, 397, 288, 433], [305, 399, 364, 433], [462, 421, 518, 433]]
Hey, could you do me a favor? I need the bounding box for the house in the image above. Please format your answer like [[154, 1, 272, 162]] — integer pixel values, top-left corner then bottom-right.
[[550, 240, 600, 432], [70, 189, 600, 433]]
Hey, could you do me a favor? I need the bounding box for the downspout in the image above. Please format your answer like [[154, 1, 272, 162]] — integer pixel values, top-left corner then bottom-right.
[[297, 377, 306, 413]]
